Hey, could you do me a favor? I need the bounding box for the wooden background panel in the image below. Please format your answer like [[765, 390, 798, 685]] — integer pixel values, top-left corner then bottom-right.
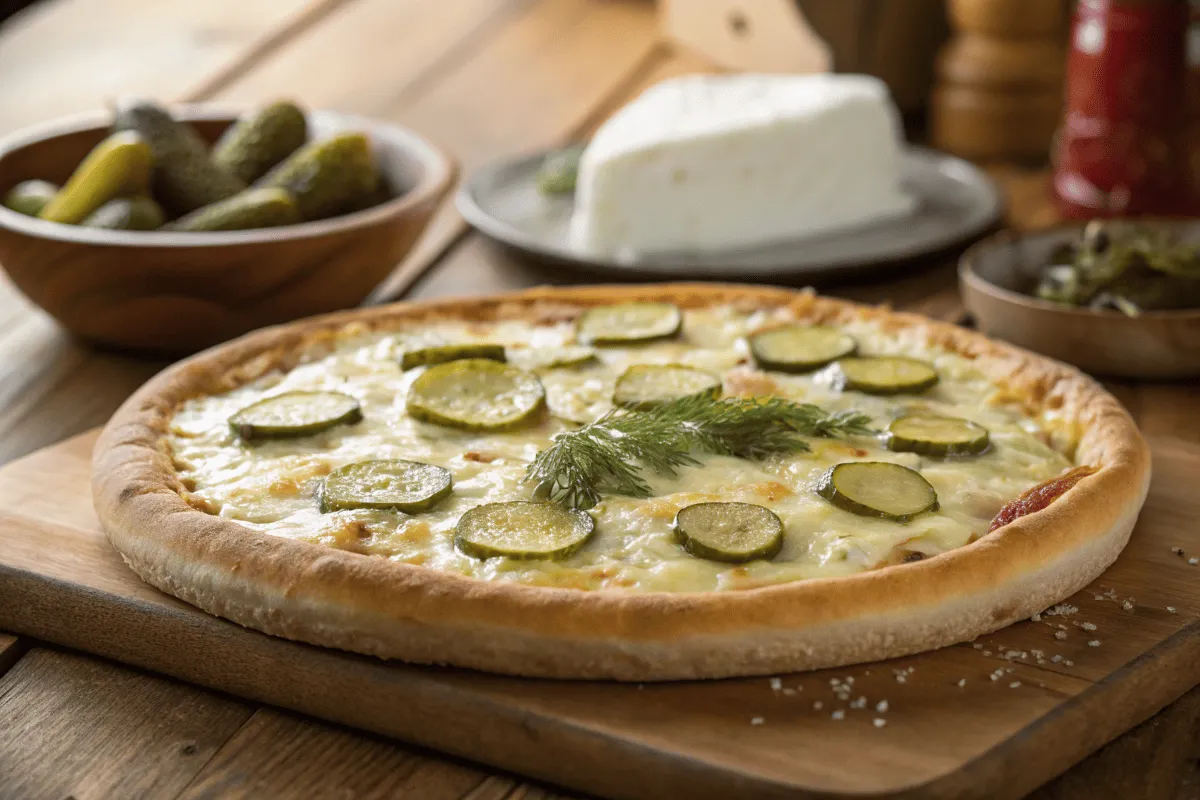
[[0, 0, 329, 136], [0, 647, 253, 799]]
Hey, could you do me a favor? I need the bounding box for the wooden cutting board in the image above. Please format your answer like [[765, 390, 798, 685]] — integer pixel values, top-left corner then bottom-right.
[[1, 430, 1199, 800]]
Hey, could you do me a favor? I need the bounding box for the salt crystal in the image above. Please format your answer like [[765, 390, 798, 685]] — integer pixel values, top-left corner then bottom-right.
[[831, 710, 845, 720], [1088, 640, 1101, 647], [876, 700, 889, 712], [850, 696, 867, 709], [1055, 630, 1068, 640], [1190, 557, 1198, 566], [1030, 613, 1042, 622], [873, 718, 887, 728], [1167, 606, 1178, 614], [769, 677, 782, 691], [1122, 600, 1134, 611], [1081, 622, 1097, 631], [751, 717, 765, 726], [957, 678, 967, 687], [1010, 681, 1022, 688]]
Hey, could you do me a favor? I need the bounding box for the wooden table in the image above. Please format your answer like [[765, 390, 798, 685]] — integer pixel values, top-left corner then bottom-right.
[[0, 2, 1196, 797]]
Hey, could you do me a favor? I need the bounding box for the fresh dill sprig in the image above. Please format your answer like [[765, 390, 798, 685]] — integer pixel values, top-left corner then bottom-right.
[[525, 393, 875, 510]]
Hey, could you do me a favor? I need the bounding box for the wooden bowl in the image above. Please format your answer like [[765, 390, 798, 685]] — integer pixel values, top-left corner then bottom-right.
[[0, 106, 456, 354], [960, 224, 1200, 380]]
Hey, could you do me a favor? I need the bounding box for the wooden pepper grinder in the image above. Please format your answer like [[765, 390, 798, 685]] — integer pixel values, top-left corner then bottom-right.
[[931, 0, 1068, 163]]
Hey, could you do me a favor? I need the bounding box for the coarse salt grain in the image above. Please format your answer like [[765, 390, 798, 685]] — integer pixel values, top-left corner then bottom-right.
[[751, 717, 765, 726], [1089, 640, 1101, 647], [1167, 606, 1178, 613], [831, 710, 845, 720], [873, 718, 887, 728], [876, 700, 889, 712], [769, 677, 782, 691], [1010, 681, 1021, 688], [1122, 600, 1134, 611], [1055, 630, 1068, 640], [1081, 622, 1097, 631], [957, 678, 967, 687], [1031, 613, 1042, 622], [1189, 558, 1198, 566]]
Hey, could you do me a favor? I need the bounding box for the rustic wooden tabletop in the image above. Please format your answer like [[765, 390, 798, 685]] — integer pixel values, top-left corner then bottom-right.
[[0, 1, 1196, 798]]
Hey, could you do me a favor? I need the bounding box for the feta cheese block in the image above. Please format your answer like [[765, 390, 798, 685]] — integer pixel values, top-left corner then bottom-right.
[[569, 73, 918, 257]]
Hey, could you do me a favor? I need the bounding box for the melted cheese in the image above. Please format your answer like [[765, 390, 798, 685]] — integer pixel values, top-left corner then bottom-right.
[[169, 307, 1071, 593]]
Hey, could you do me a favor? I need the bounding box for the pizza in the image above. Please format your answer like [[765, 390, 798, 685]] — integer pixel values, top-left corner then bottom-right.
[[93, 285, 1150, 680]]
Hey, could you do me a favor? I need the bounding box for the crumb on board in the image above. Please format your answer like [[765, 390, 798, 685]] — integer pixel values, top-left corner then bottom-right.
[[1081, 622, 1097, 631], [813, 701, 823, 710], [1168, 606, 1178, 614], [1122, 600, 1134, 611], [1030, 612, 1042, 622], [1088, 640, 1101, 647], [750, 717, 765, 726], [782, 688, 797, 696], [769, 677, 782, 691], [1172, 546, 1185, 556], [1055, 630, 1068, 640], [1010, 681, 1022, 688]]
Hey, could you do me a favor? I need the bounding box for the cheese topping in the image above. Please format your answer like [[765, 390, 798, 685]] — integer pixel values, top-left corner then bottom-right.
[[169, 306, 1072, 593]]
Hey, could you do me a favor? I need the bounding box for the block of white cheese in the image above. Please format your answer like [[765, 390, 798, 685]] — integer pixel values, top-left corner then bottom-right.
[[569, 73, 917, 257]]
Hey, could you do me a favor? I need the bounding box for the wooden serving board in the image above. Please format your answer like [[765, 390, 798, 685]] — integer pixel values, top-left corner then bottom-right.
[[2, 431, 1199, 800]]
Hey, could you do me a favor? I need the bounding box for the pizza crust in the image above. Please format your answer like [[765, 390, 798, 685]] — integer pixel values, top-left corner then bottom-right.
[[93, 284, 1151, 680]]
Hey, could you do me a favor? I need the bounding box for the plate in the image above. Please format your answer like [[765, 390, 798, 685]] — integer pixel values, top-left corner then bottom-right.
[[456, 146, 1004, 280]]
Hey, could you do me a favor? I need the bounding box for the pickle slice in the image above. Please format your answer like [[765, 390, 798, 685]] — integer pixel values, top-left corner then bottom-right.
[[613, 364, 721, 410], [673, 502, 784, 563], [749, 325, 857, 373], [400, 343, 506, 371], [885, 415, 990, 457], [509, 345, 598, 372], [577, 302, 682, 345], [319, 459, 452, 513], [816, 462, 939, 522], [831, 357, 939, 395], [229, 391, 362, 440], [406, 359, 545, 431], [455, 501, 594, 560]]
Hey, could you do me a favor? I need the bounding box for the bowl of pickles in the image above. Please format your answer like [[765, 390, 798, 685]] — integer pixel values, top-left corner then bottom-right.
[[960, 220, 1200, 379], [0, 99, 455, 354]]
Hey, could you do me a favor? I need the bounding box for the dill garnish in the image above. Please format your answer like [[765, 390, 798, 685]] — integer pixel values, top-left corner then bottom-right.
[[525, 393, 874, 510]]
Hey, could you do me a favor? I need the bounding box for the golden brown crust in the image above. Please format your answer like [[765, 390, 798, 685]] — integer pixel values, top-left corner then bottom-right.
[[92, 284, 1151, 680]]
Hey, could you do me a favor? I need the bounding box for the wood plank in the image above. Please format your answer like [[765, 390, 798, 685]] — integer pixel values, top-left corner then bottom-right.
[[0, 0, 321, 136], [176, 708, 494, 800], [0, 646, 253, 799], [0, 403, 1198, 798], [0, 633, 29, 677]]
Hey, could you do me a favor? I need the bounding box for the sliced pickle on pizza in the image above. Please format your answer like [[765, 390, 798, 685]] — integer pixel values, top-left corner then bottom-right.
[[613, 364, 721, 410], [229, 391, 362, 440], [454, 501, 594, 560], [576, 302, 682, 345], [509, 345, 598, 371], [817, 462, 939, 522], [406, 359, 545, 432], [749, 325, 857, 373], [320, 459, 452, 513], [400, 343, 506, 371], [674, 502, 784, 563], [885, 414, 990, 457], [831, 356, 939, 395]]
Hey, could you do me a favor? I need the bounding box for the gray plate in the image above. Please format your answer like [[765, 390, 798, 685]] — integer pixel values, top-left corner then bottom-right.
[[456, 146, 1004, 280]]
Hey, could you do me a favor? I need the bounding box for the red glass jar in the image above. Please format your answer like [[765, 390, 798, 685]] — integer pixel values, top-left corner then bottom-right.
[[1052, 0, 1190, 218]]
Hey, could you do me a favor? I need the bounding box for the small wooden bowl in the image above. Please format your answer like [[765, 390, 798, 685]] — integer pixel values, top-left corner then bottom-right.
[[960, 224, 1200, 380], [0, 106, 456, 354]]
